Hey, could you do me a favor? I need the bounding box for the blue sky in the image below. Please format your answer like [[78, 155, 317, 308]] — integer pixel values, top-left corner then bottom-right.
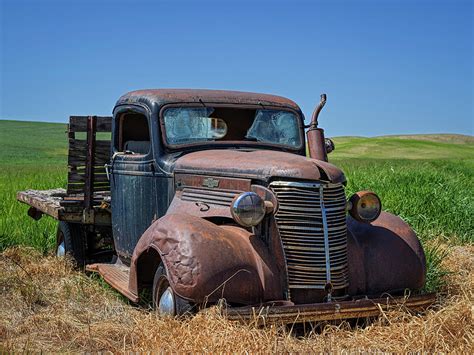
[[0, 0, 472, 136]]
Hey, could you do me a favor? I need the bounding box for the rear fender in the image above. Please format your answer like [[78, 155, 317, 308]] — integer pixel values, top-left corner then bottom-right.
[[129, 213, 283, 304], [347, 211, 426, 295]]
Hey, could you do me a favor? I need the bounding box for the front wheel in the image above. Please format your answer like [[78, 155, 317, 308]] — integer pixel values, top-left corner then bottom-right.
[[56, 221, 86, 267], [152, 263, 193, 316]]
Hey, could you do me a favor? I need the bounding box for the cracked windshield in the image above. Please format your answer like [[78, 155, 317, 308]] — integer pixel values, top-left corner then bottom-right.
[[163, 107, 302, 148]]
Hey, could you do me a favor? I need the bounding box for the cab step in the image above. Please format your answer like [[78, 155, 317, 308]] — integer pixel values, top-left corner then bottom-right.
[[86, 262, 138, 302]]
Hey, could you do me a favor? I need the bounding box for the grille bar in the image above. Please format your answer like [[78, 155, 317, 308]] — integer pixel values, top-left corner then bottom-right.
[[319, 184, 332, 288], [181, 187, 240, 206], [270, 181, 349, 292]]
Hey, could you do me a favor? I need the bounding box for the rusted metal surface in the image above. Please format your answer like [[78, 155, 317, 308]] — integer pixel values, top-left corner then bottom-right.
[[225, 293, 436, 325], [347, 211, 426, 295], [175, 174, 251, 191], [174, 149, 345, 183], [86, 262, 139, 302], [117, 89, 300, 111], [129, 214, 284, 304], [310, 94, 327, 127], [167, 192, 234, 219], [307, 128, 328, 161], [307, 94, 328, 161]]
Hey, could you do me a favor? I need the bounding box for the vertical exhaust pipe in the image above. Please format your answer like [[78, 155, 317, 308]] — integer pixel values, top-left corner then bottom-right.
[[307, 94, 328, 161]]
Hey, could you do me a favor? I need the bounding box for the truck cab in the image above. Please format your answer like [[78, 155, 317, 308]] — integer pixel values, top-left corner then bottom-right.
[[18, 89, 434, 322], [110, 89, 307, 265]]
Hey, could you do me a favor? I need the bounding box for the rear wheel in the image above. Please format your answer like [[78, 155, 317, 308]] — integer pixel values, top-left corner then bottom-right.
[[56, 221, 86, 267], [152, 263, 193, 316]]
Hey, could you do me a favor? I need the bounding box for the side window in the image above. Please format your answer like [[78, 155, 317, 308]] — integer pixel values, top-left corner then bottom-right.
[[116, 112, 151, 155]]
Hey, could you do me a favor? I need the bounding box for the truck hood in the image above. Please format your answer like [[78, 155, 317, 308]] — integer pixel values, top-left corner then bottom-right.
[[173, 149, 346, 184]]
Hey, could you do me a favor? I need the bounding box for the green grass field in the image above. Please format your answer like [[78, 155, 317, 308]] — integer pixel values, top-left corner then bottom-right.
[[0, 119, 472, 291]]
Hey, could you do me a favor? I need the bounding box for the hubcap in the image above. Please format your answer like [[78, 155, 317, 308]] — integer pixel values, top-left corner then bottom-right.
[[158, 286, 176, 316], [56, 240, 65, 257]]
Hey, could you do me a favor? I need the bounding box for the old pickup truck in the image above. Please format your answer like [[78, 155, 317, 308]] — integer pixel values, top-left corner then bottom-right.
[[17, 89, 434, 323]]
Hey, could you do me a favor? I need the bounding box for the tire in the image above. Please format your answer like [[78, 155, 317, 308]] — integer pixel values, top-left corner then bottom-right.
[[152, 263, 193, 316], [56, 221, 86, 267]]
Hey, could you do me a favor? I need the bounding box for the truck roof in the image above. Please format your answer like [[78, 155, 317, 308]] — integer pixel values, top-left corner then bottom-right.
[[115, 89, 301, 112]]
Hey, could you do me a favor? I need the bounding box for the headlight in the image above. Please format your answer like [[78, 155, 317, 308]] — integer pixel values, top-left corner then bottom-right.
[[231, 192, 266, 227], [348, 191, 382, 223]]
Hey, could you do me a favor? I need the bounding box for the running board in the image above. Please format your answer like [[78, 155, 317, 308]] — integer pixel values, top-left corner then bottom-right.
[[86, 262, 139, 302]]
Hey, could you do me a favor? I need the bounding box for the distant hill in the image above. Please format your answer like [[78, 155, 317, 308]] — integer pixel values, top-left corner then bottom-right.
[[330, 134, 473, 161], [0, 120, 67, 165], [334, 134, 473, 144], [0, 120, 472, 163]]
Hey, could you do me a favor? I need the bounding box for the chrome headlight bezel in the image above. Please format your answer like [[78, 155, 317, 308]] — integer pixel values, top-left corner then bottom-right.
[[231, 192, 266, 227]]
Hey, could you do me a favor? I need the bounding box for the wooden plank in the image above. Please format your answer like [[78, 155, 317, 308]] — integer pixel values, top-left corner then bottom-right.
[[68, 155, 110, 165], [67, 169, 108, 178], [68, 172, 109, 183], [58, 211, 111, 225], [68, 151, 111, 162], [66, 188, 111, 195], [67, 183, 111, 191], [69, 147, 111, 159], [16, 189, 66, 219], [68, 166, 108, 173], [69, 139, 111, 150], [69, 172, 109, 179], [16, 188, 111, 224], [68, 149, 108, 161], [67, 180, 110, 187], [68, 163, 108, 169], [59, 192, 110, 207], [67, 186, 111, 194], [60, 197, 108, 205], [69, 116, 112, 132], [68, 156, 110, 167], [59, 201, 105, 209]]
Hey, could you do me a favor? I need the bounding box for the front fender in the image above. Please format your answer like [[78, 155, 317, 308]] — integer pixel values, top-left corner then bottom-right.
[[129, 214, 283, 304], [347, 211, 426, 296]]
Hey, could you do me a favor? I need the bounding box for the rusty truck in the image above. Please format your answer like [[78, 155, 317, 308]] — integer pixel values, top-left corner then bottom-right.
[[17, 89, 435, 323]]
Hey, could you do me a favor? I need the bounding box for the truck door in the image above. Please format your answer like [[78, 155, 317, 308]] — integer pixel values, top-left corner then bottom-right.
[[110, 108, 162, 264]]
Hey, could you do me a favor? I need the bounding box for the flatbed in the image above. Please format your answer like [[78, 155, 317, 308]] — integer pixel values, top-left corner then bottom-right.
[[17, 189, 111, 225]]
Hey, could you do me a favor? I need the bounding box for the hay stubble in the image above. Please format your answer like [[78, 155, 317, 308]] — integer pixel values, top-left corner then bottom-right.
[[0, 244, 472, 352]]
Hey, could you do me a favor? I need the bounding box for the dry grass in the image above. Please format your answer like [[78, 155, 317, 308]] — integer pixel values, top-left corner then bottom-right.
[[1, 243, 472, 353]]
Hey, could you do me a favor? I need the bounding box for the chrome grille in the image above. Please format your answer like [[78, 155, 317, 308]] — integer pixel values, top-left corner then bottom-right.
[[181, 187, 239, 206], [270, 181, 349, 291]]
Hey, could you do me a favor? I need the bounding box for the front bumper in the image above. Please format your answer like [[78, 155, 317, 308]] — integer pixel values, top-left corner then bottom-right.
[[225, 293, 436, 325]]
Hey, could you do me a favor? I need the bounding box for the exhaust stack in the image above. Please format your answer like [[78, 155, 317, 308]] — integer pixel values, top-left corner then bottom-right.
[[307, 94, 328, 161]]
